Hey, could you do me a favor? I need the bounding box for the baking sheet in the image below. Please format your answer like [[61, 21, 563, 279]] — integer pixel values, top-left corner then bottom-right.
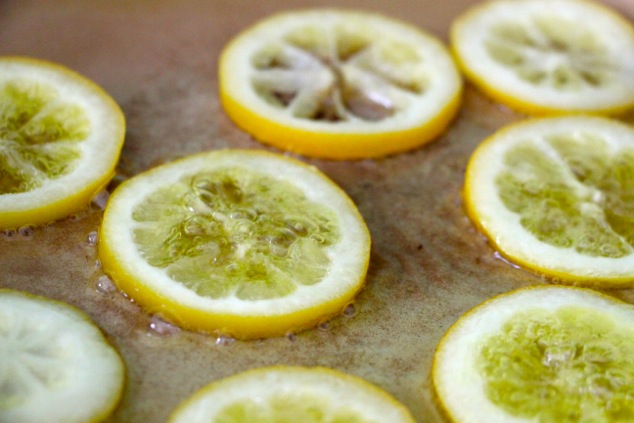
[[2, 1, 634, 422]]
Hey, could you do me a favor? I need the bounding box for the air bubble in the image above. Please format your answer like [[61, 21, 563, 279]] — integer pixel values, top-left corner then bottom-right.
[[148, 315, 181, 336], [96, 275, 116, 293], [343, 303, 357, 318], [2, 229, 17, 240], [18, 225, 34, 239], [493, 251, 521, 269], [216, 336, 235, 346], [91, 190, 110, 210], [87, 231, 98, 246], [318, 321, 331, 332]]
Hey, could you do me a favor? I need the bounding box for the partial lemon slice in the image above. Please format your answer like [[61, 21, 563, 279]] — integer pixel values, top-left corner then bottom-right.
[[219, 9, 462, 160], [451, 0, 634, 115], [99, 149, 371, 339], [464, 116, 634, 286], [0, 289, 125, 423], [432, 285, 634, 423], [0, 56, 125, 230], [168, 366, 415, 422]]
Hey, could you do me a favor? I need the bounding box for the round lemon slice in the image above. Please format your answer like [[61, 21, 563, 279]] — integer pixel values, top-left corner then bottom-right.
[[432, 285, 634, 423], [451, 0, 634, 115], [0, 289, 125, 423], [219, 9, 462, 160], [464, 116, 634, 286], [98, 149, 371, 339], [168, 366, 415, 422], [0, 57, 125, 230]]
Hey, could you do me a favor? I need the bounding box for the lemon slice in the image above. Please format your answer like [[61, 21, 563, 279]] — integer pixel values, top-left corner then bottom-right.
[[219, 9, 462, 160], [0, 289, 125, 423], [0, 56, 125, 230], [99, 149, 371, 339], [464, 115, 634, 286], [168, 366, 415, 422], [451, 0, 634, 115], [432, 285, 634, 423]]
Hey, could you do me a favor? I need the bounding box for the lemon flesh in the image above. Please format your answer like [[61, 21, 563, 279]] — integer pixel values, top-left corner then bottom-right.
[[99, 150, 371, 339], [0, 289, 125, 423], [132, 167, 340, 301], [0, 80, 89, 193], [0, 57, 125, 229], [480, 307, 634, 422], [220, 9, 462, 159], [451, 0, 634, 115], [433, 286, 634, 423], [168, 366, 415, 423], [465, 116, 634, 285]]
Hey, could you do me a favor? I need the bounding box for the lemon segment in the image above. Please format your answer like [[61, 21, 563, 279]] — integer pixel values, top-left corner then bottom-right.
[[0, 57, 125, 229], [464, 116, 634, 286], [451, 0, 634, 115], [99, 149, 371, 339], [168, 366, 415, 423], [0, 289, 125, 423], [219, 9, 462, 159], [432, 285, 634, 423]]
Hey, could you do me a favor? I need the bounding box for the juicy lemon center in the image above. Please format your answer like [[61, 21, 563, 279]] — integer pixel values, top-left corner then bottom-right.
[[132, 167, 340, 301], [0, 311, 69, 409], [217, 394, 374, 423], [485, 15, 613, 90], [497, 132, 634, 258], [478, 307, 634, 422], [251, 22, 426, 122], [0, 80, 90, 194]]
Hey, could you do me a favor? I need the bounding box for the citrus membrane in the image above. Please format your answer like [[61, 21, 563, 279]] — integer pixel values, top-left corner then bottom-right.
[[168, 366, 415, 423], [219, 9, 462, 159], [0, 289, 125, 423], [464, 116, 634, 286], [432, 285, 634, 423], [0, 56, 125, 230], [451, 0, 634, 115], [98, 149, 371, 339]]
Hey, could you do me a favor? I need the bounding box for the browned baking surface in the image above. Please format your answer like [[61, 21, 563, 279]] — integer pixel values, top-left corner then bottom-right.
[[2, 1, 634, 422]]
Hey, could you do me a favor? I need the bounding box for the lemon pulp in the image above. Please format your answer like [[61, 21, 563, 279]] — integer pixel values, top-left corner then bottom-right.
[[132, 167, 340, 300], [479, 307, 634, 422], [497, 130, 634, 258], [0, 80, 89, 194]]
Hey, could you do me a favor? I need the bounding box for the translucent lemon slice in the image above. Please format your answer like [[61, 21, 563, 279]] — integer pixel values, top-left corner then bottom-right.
[[464, 116, 634, 286], [98, 149, 371, 339], [219, 9, 462, 160], [0, 57, 125, 230], [451, 0, 634, 115], [168, 366, 415, 423], [432, 285, 634, 423], [0, 289, 125, 423]]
